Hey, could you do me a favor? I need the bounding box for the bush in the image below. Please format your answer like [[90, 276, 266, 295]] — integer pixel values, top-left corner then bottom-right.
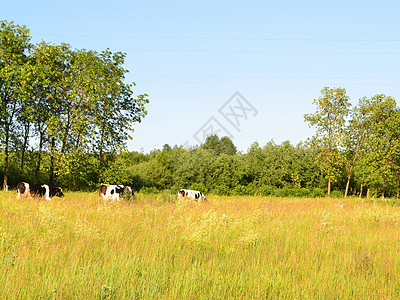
[[140, 186, 159, 194], [189, 183, 208, 193], [296, 188, 312, 197], [232, 185, 253, 196], [312, 188, 326, 198], [330, 190, 343, 198], [213, 185, 231, 196], [258, 185, 274, 196], [129, 175, 145, 192], [274, 187, 299, 198]]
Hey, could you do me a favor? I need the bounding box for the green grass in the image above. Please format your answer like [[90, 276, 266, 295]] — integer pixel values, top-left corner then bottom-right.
[[1, 191, 400, 299]]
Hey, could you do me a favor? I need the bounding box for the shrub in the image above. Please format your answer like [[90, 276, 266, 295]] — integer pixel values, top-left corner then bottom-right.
[[330, 190, 344, 198], [232, 185, 253, 196], [258, 185, 274, 196], [140, 186, 159, 194], [312, 187, 326, 198], [213, 185, 231, 196], [129, 175, 145, 192], [274, 187, 299, 198], [296, 188, 312, 197], [189, 183, 208, 193]]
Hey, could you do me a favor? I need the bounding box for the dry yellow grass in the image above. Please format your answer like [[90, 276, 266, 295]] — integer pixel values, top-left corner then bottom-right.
[[0, 191, 400, 298]]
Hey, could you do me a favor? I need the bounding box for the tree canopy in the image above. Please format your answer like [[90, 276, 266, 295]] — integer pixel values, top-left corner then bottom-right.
[[0, 20, 148, 189]]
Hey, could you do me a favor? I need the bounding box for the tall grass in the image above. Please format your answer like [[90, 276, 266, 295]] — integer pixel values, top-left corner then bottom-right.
[[0, 190, 400, 298]]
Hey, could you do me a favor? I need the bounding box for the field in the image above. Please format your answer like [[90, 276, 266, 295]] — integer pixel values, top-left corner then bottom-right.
[[1, 191, 400, 299]]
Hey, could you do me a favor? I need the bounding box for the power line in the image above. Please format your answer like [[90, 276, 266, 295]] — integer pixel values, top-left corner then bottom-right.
[[134, 81, 400, 86], [120, 48, 400, 55], [135, 74, 400, 80], [31, 33, 400, 43]]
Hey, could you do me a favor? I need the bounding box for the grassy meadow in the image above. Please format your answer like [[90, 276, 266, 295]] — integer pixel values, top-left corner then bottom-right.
[[1, 191, 400, 299]]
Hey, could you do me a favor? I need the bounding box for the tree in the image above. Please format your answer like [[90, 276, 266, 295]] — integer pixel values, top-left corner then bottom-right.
[[342, 99, 369, 197], [89, 50, 148, 175], [242, 141, 264, 186], [25, 42, 71, 183], [354, 95, 400, 198], [202, 134, 237, 155], [0, 20, 31, 189], [304, 87, 351, 196], [0, 21, 150, 189], [210, 153, 242, 189]]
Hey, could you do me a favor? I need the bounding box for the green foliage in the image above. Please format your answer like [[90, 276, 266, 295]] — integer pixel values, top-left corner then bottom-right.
[[201, 134, 237, 156], [0, 20, 149, 189], [352, 95, 400, 197], [0, 138, 329, 195], [213, 184, 231, 196], [189, 182, 208, 193], [99, 156, 132, 187], [312, 188, 326, 198], [2, 21, 400, 200], [274, 187, 296, 198], [304, 87, 351, 194], [0, 21, 32, 189], [330, 190, 343, 198], [140, 186, 159, 194], [297, 188, 312, 197], [231, 185, 253, 196], [258, 185, 275, 196]]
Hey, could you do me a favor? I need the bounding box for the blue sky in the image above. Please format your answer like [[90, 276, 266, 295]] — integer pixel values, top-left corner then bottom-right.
[[3, 1, 400, 153]]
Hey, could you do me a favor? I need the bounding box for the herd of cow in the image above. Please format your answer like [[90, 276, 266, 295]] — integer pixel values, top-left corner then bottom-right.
[[15, 182, 207, 202]]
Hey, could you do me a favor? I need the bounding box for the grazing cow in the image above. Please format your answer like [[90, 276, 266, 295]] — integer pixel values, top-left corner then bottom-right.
[[16, 182, 64, 201], [178, 189, 207, 202], [99, 184, 134, 201]]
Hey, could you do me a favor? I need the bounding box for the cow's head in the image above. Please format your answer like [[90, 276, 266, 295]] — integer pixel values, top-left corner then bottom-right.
[[179, 189, 186, 197], [53, 187, 65, 197]]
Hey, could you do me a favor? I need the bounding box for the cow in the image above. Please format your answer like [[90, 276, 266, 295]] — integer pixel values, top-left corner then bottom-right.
[[178, 189, 207, 202], [16, 182, 64, 201], [99, 184, 134, 201]]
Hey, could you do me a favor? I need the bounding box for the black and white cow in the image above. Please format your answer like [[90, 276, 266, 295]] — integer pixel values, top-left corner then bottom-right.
[[178, 189, 207, 202], [99, 184, 134, 201], [16, 182, 64, 201]]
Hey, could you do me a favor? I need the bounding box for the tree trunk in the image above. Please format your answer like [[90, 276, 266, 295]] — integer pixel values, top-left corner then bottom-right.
[[344, 142, 360, 198], [2, 98, 16, 190], [35, 132, 44, 184], [359, 183, 363, 198], [68, 173, 73, 191], [98, 121, 106, 178], [49, 137, 55, 186], [3, 127, 9, 190], [19, 122, 30, 181], [366, 188, 370, 198], [327, 178, 331, 197], [345, 173, 351, 198]]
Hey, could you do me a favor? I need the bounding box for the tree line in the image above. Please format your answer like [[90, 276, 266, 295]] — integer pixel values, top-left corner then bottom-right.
[[2, 21, 400, 198], [305, 87, 400, 198], [102, 88, 400, 199], [0, 20, 148, 190]]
